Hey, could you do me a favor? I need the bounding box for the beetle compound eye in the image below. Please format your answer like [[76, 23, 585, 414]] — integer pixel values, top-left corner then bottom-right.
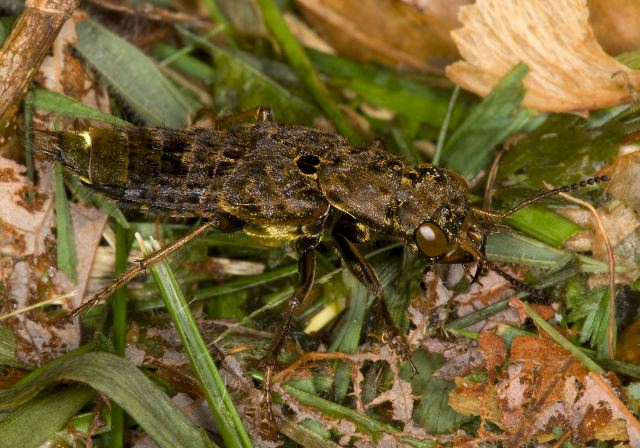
[[296, 154, 321, 175], [415, 222, 449, 257]]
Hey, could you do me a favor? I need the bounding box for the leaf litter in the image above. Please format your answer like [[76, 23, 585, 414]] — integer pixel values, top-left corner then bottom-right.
[[3, 0, 640, 446], [0, 157, 108, 369]]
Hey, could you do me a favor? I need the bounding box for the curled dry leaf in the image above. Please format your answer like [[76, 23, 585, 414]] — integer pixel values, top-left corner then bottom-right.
[[599, 151, 640, 215], [561, 152, 640, 281], [0, 158, 76, 364], [446, 0, 640, 112], [366, 376, 415, 422], [449, 334, 640, 445], [478, 331, 505, 383], [454, 270, 522, 332], [296, 0, 470, 74], [588, 0, 640, 55]]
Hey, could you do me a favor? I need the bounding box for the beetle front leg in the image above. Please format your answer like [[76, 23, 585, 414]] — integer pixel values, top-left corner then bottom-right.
[[332, 225, 416, 374], [259, 239, 316, 426]]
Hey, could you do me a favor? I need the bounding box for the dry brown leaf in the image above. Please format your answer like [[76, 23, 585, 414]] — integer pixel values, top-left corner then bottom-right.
[[446, 0, 640, 112], [449, 334, 640, 445], [0, 158, 79, 364], [617, 320, 640, 364], [588, 0, 640, 55], [0, 156, 107, 364], [366, 377, 415, 422], [0, 157, 54, 257], [70, 202, 108, 306], [454, 270, 522, 332], [296, 0, 469, 74], [478, 331, 505, 383], [600, 151, 640, 215]]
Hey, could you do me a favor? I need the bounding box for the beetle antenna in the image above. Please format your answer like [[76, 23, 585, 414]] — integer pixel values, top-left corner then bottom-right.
[[472, 175, 610, 221], [491, 265, 548, 303], [456, 235, 548, 301]]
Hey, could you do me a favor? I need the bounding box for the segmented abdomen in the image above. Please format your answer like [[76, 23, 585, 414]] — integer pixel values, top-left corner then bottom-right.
[[35, 127, 249, 217]]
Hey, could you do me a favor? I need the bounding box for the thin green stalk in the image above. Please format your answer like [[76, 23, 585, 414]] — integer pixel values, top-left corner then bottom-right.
[[281, 384, 427, 447], [432, 85, 460, 165], [445, 298, 510, 330], [138, 235, 252, 448], [255, 0, 357, 142], [521, 301, 603, 373], [54, 163, 77, 281], [110, 223, 129, 448], [200, 0, 238, 48]]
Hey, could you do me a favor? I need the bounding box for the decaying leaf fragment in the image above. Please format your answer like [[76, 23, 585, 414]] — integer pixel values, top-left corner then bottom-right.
[[449, 335, 640, 445], [446, 0, 640, 112], [0, 157, 107, 364], [296, 0, 469, 74]]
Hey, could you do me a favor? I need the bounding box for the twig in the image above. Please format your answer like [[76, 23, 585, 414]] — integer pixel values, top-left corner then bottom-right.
[[543, 182, 616, 359], [0, 0, 80, 119], [550, 429, 572, 448]]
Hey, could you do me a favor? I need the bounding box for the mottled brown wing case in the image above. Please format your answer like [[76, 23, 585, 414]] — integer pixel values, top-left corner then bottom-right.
[[34, 126, 253, 217]]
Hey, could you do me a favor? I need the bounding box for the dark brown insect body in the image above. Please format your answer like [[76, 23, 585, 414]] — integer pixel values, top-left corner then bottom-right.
[[35, 117, 607, 424], [38, 121, 470, 256]]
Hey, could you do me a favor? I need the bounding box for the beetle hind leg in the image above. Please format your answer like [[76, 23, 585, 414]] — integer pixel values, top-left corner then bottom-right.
[[258, 240, 316, 429], [332, 222, 417, 375]]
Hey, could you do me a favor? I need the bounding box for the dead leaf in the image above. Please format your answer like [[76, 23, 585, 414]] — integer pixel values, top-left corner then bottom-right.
[[449, 333, 639, 445], [588, 0, 640, 55], [366, 377, 415, 422], [617, 320, 640, 364], [446, 0, 640, 112], [580, 373, 640, 445], [599, 151, 640, 215], [0, 157, 54, 257], [296, 0, 469, 74], [0, 158, 81, 364], [478, 331, 505, 382], [69, 202, 108, 306], [454, 270, 522, 332]]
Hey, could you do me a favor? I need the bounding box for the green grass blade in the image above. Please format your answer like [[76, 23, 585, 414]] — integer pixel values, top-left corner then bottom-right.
[[432, 85, 460, 165], [212, 48, 317, 125], [308, 50, 464, 129], [443, 64, 542, 178], [153, 43, 216, 81], [194, 263, 297, 300], [0, 351, 213, 448], [281, 383, 432, 447], [521, 301, 603, 373], [200, 0, 238, 48], [0, 325, 20, 367], [486, 232, 620, 273], [255, 0, 357, 142], [329, 275, 367, 403], [401, 351, 470, 434], [0, 387, 94, 448], [75, 19, 199, 127], [110, 223, 130, 448], [278, 418, 340, 448], [54, 162, 77, 281], [504, 205, 584, 247], [138, 235, 252, 448], [31, 89, 131, 126]]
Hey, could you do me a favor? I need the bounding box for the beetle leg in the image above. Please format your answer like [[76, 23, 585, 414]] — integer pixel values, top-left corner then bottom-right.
[[259, 239, 316, 427], [72, 220, 219, 316], [332, 227, 417, 375]]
